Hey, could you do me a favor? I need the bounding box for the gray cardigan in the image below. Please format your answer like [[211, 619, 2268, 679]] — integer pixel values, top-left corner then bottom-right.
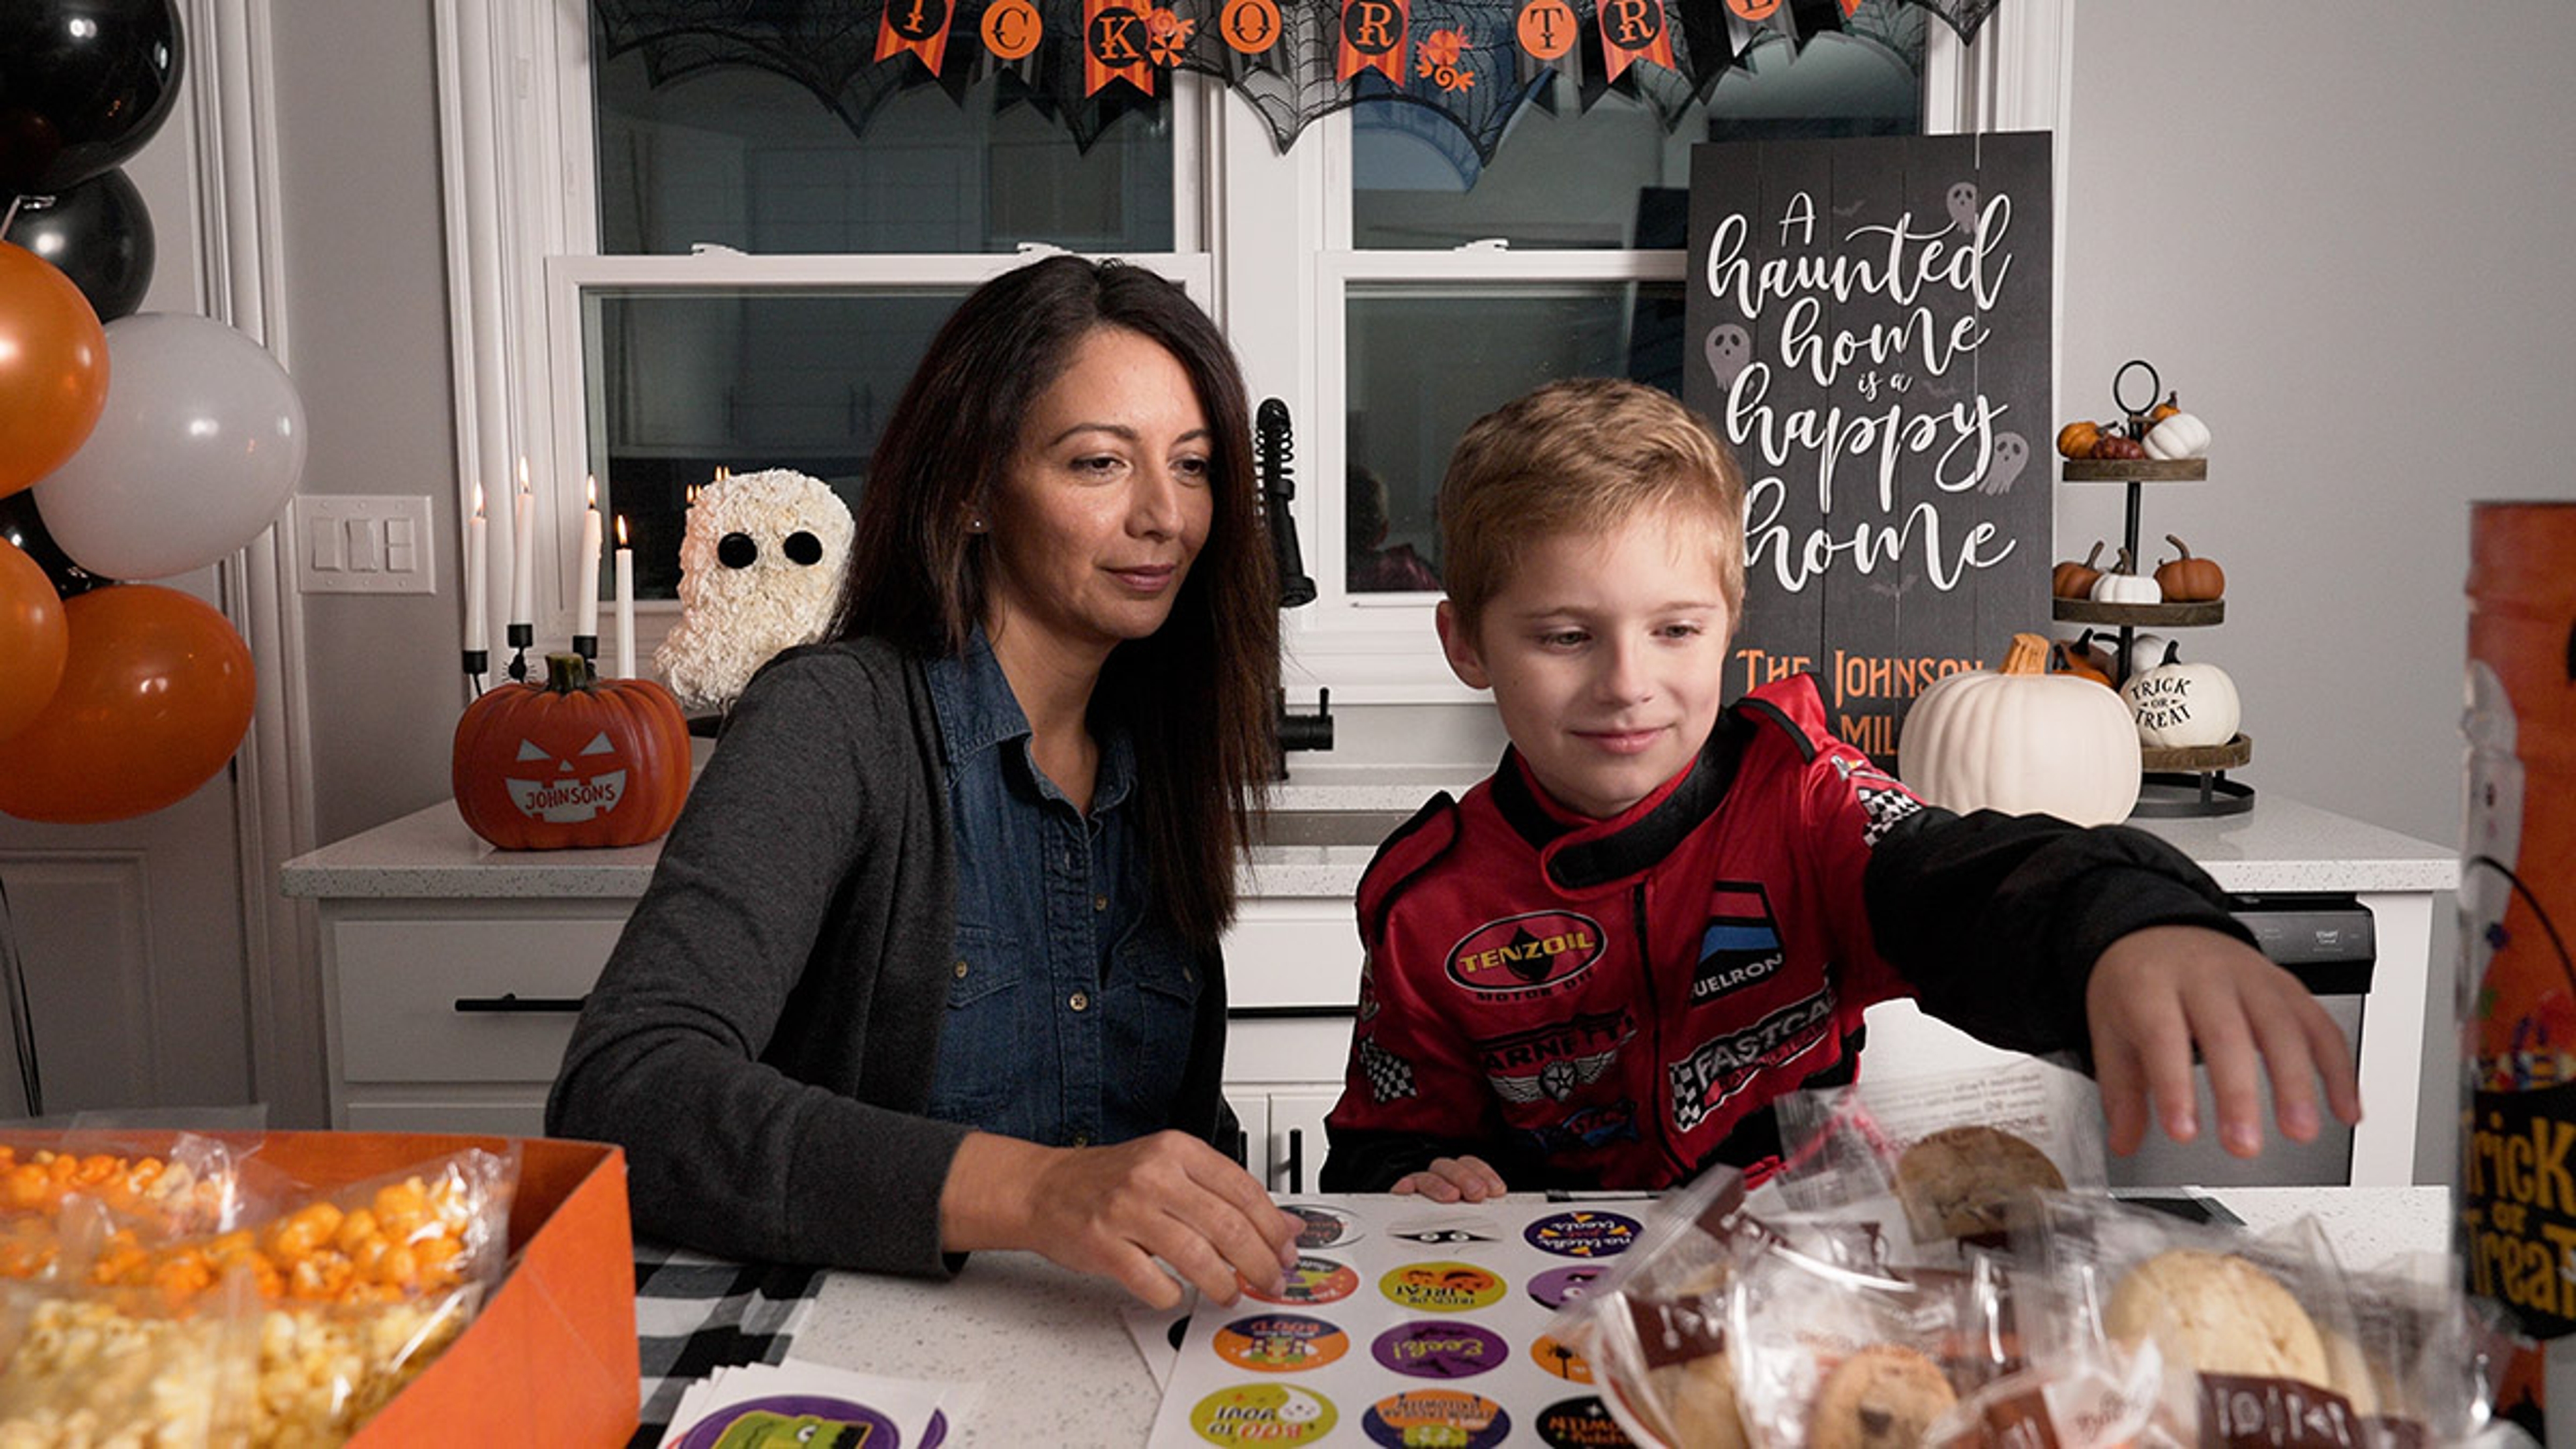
[[545, 638, 1232, 1275]]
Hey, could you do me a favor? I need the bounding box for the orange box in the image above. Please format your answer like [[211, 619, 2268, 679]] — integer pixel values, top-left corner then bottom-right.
[[249, 1132, 640, 1447], [0, 1128, 639, 1446]]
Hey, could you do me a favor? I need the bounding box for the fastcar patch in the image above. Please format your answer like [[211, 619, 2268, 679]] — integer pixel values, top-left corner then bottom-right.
[[1444, 911, 1606, 998], [1666, 989, 1835, 1132]]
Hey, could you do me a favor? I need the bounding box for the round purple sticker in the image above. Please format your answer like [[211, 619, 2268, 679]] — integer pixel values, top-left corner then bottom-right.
[[1279, 1203, 1362, 1250], [673, 1396, 901, 1449], [1522, 1209, 1640, 1258], [1525, 1263, 1607, 1310], [1371, 1320, 1507, 1379]]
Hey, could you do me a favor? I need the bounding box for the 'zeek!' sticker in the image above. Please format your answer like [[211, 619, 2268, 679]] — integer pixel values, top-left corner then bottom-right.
[[1371, 1320, 1505, 1379], [1379, 1261, 1506, 1312]]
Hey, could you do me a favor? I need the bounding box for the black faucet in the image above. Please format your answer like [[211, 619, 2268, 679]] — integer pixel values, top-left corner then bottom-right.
[[1257, 398, 1332, 773]]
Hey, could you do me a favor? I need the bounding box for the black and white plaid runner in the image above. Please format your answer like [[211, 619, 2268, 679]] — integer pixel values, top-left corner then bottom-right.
[[630, 1240, 827, 1448]]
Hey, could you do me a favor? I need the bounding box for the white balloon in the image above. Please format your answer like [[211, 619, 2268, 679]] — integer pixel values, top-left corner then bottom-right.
[[33, 313, 308, 581]]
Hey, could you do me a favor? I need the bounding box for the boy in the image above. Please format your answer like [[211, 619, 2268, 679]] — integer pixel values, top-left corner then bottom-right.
[[1320, 379, 2357, 1199]]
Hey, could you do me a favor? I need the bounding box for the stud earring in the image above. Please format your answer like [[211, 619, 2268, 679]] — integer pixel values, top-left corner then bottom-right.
[[967, 513, 989, 534]]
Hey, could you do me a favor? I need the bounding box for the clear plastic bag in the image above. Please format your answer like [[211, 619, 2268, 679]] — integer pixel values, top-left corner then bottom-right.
[[0, 1131, 255, 1286], [0, 1276, 259, 1448]]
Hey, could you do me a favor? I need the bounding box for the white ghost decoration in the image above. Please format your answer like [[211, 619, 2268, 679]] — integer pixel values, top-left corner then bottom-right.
[[653, 468, 855, 714]]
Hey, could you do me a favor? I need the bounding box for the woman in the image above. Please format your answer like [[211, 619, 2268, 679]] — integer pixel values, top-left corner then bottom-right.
[[547, 256, 1297, 1308]]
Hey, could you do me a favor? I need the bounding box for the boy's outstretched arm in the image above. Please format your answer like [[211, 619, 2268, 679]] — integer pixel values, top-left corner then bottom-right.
[[2084, 923, 2363, 1158]]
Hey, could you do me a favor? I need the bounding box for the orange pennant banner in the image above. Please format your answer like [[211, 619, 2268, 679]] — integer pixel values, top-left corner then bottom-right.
[[875, 0, 958, 76], [1084, 0, 1158, 95], [1336, 0, 1411, 83], [1595, 0, 1678, 79]]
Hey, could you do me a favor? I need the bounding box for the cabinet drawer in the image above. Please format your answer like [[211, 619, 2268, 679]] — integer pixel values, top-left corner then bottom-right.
[[343, 1100, 549, 1136], [334, 918, 622, 1083], [1224, 900, 1361, 1009]]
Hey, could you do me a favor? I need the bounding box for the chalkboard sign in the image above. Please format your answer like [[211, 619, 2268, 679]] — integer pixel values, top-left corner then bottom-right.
[[1684, 132, 2053, 763]]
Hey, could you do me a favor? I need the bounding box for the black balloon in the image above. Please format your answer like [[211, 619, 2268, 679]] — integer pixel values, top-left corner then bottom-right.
[[0, 491, 109, 599], [7, 168, 152, 319], [0, 1, 186, 197]]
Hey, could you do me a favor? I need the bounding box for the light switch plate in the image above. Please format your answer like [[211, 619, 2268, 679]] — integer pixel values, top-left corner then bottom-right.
[[293, 495, 436, 594]]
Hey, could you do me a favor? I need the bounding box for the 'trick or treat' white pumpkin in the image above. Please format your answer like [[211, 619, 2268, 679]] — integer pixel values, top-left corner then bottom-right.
[[1898, 633, 2142, 826], [2121, 641, 2242, 748]]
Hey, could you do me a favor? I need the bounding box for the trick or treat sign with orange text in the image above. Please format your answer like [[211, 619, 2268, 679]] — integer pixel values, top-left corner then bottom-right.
[[1684, 133, 2053, 763]]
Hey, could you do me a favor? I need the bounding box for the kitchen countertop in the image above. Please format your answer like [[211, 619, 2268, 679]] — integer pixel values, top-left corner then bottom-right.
[[281, 784, 2457, 902], [777, 1185, 2453, 1447]]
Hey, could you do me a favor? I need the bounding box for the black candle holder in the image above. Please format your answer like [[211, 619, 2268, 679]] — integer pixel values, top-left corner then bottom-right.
[[506, 623, 533, 683]]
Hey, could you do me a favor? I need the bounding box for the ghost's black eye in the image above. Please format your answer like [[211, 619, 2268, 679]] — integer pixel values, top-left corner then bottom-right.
[[783, 531, 824, 566], [718, 533, 758, 569]]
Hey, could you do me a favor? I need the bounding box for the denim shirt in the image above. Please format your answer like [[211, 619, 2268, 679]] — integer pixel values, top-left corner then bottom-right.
[[920, 629, 1204, 1146]]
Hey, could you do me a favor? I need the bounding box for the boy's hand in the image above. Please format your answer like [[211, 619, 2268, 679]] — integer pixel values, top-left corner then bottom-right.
[[2085, 924, 2363, 1159], [1390, 1155, 1508, 1203]]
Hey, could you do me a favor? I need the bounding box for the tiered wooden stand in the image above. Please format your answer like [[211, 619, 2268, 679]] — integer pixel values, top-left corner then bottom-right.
[[2057, 455, 2251, 817]]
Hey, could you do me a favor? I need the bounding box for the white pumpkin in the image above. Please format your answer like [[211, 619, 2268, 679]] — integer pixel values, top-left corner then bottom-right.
[[2087, 547, 2162, 605], [2076, 627, 2170, 682], [2121, 642, 2241, 748], [1899, 633, 2143, 826], [2144, 409, 2211, 460]]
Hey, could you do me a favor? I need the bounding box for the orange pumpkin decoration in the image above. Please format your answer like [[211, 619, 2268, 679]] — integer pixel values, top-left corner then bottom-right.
[[453, 652, 690, 850], [2153, 533, 2226, 602], [2047, 638, 2112, 687], [2054, 421, 2102, 460], [2051, 540, 2106, 600]]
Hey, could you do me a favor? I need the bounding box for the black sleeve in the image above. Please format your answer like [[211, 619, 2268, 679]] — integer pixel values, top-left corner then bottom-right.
[[1862, 808, 2256, 1058]]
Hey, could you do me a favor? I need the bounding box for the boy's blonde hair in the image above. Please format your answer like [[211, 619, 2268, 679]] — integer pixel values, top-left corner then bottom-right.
[[1436, 378, 1746, 633]]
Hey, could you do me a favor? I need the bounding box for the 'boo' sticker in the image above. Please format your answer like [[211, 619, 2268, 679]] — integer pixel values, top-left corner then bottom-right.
[[1189, 1383, 1336, 1444]]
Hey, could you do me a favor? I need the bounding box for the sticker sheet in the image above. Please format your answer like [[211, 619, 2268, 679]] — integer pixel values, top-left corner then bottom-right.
[[1146, 1193, 1655, 1446]]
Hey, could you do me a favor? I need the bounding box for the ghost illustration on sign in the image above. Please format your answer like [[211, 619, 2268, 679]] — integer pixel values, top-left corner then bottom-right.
[[1982, 431, 2030, 495], [1946, 180, 1980, 234], [653, 468, 855, 715], [1703, 324, 1752, 391]]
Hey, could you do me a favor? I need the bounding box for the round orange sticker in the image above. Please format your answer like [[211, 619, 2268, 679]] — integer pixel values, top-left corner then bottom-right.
[[1515, 0, 1576, 60], [982, 0, 1042, 60], [1220, 0, 1281, 54], [1727, 0, 1782, 19]]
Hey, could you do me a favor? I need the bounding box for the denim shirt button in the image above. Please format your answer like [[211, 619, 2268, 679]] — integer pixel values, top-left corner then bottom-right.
[[1093, 894, 1108, 912], [1069, 990, 1091, 1012], [1071, 1132, 1091, 1147], [953, 959, 969, 979]]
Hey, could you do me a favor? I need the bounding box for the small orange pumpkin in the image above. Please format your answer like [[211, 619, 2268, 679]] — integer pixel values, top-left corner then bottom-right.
[[2051, 541, 2106, 600], [453, 653, 691, 850], [2047, 638, 2112, 687], [2153, 533, 2226, 602], [2055, 421, 2102, 460]]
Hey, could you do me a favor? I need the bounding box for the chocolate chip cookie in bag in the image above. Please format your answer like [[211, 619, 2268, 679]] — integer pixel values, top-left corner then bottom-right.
[[1772, 1058, 2107, 1260]]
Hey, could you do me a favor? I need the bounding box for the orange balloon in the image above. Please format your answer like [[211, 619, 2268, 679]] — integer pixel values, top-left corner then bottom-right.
[[0, 584, 254, 824], [0, 539, 67, 742], [0, 242, 110, 500]]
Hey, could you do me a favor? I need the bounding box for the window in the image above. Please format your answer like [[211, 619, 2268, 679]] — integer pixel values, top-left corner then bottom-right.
[[437, 1, 2063, 705]]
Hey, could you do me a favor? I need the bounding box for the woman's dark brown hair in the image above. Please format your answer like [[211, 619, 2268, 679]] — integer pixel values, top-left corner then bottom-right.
[[836, 256, 1279, 949]]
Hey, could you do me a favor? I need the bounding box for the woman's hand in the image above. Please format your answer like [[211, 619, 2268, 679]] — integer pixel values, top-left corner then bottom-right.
[[2085, 924, 2363, 1159], [1391, 1155, 1507, 1203], [940, 1131, 1301, 1309]]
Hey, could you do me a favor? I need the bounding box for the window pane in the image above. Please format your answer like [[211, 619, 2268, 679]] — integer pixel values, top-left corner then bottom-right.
[[1343, 282, 1686, 592], [592, 47, 1174, 255], [581, 288, 973, 599], [1350, 17, 1925, 250]]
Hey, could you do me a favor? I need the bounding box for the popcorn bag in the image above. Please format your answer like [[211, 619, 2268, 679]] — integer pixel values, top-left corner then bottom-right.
[[0, 1132, 634, 1448]]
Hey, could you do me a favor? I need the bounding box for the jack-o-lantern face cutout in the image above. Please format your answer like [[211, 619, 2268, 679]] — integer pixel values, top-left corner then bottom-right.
[[452, 653, 691, 851], [655, 468, 856, 715], [503, 729, 627, 823]]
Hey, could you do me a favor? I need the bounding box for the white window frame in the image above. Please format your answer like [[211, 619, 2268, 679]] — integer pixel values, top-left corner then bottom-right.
[[437, 0, 2068, 699]]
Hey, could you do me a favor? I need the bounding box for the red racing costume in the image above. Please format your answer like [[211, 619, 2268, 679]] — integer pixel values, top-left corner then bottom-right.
[[1320, 674, 2255, 1192]]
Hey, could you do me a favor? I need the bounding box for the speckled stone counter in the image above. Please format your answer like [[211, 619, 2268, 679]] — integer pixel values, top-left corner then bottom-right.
[[785, 1186, 2455, 1446], [283, 784, 2457, 904]]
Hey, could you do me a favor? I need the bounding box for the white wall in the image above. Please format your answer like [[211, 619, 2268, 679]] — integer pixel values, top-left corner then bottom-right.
[[260, 2, 2576, 853], [2055, 1, 2576, 849]]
